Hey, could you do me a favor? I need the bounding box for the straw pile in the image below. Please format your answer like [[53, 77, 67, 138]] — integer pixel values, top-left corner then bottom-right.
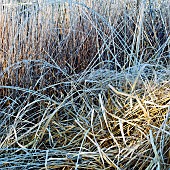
[[0, 0, 169, 169]]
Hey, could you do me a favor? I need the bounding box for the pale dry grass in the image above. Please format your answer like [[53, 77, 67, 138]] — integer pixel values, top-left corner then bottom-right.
[[0, 0, 170, 169]]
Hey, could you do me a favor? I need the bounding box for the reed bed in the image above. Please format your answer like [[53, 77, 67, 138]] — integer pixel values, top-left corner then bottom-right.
[[0, 0, 170, 169]]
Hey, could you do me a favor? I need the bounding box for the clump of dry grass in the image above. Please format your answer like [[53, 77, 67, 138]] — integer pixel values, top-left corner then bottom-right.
[[0, 0, 170, 169]]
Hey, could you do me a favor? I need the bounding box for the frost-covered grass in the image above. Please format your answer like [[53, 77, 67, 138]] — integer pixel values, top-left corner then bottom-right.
[[0, 0, 170, 169]]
